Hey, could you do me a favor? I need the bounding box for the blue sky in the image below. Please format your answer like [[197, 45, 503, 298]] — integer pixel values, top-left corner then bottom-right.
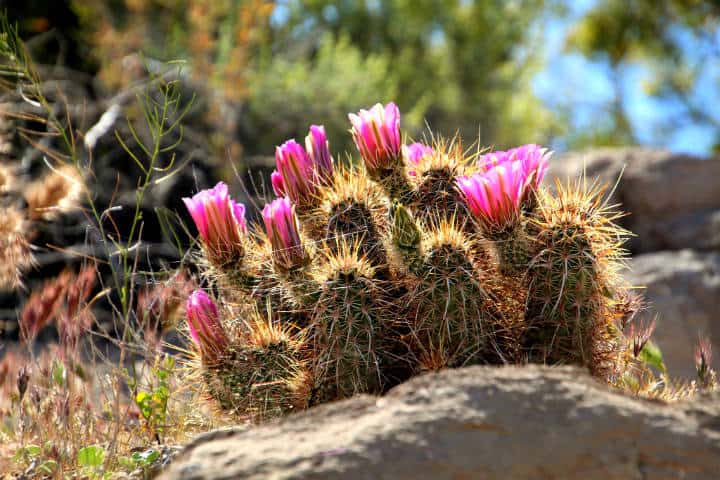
[[533, 0, 719, 155]]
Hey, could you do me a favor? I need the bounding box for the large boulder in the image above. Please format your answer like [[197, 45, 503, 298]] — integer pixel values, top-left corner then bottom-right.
[[159, 365, 720, 480], [549, 148, 720, 253], [625, 249, 720, 378]]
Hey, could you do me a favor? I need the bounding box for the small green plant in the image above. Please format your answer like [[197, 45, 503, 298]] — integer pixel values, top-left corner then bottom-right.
[[76, 444, 106, 479], [130, 355, 175, 443]]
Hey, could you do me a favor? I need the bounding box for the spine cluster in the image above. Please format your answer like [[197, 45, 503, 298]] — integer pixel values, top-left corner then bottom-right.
[[181, 102, 641, 421]]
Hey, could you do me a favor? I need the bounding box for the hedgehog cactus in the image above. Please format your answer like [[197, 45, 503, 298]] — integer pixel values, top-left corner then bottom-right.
[[523, 179, 628, 376], [182, 102, 641, 422]]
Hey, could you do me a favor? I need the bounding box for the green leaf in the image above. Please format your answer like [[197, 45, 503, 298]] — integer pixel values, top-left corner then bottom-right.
[[52, 360, 66, 387], [639, 341, 667, 373], [36, 460, 57, 474], [77, 445, 105, 468], [135, 391, 153, 420], [132, 449, 160, 466], [14, 444, 41, 461], [118, 456, 138, 470]]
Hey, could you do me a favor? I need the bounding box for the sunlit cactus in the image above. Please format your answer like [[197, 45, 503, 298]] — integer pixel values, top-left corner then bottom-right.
[[523, 179, 629, 376], [180, 101, 664, 422], [408, 141, 471, 223], [202, 314, 312, 421], [306, 240, 392, 402], [313, 164, 390, 269]]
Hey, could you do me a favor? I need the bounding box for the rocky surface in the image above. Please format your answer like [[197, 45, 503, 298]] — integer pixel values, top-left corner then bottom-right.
[[550, 148, 720, 254], [625, 250, 720, 378], [159, 365, 720, 480]]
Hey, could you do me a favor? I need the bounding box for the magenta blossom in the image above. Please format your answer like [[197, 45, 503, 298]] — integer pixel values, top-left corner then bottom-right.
[[478, 144, 550, 190], [457, 161, 525, 231], [183, 182, 246, 264], [186, 290, 228, 362], [273, 139, 314, 204], [403, 142, 434, 165], [349, 102, 402, 173], [262, 197, 309, 271]]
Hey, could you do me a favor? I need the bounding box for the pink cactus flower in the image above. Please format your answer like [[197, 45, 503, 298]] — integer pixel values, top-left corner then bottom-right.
[[262, 197, 309, 271], [478, 144, 551, 190], [274, 139, 315, 204], [186, 290, 229, 362], [305, 125, 334, 183], [403, 142, 434, 165], [273, 126, 334, 205], [271, 170, 286, 197], [183, 182, 246, 264], [457, 161, 525, 231], [349, 102, 402, 172]]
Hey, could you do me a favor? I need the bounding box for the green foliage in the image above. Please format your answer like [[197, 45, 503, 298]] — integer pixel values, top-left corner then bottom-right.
[[566, 0, 720, 150], [275, 0, 558, 148], [118, 448, 161, 472], [132, 356, 175, 441], [639, 340, 667, 374], [243, 33, 399, 155], [77, 445, 106, 478]]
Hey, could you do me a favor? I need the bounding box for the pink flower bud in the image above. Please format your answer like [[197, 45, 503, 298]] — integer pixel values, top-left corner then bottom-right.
[[403, 142, 434, 166], [274, 127, 334, 205], [349, 102, 402, 172], [186, 290, 228, 362], [305, 125, 334, 183], [262, 197, 309, 271], [182, 182, 246, 265], [274, 139, 314, 204]]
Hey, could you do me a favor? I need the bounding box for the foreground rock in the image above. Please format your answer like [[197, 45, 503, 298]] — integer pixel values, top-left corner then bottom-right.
[[160, 365, 720, 480], [625, 249, 720, 378], [550, 148, 720, 253]]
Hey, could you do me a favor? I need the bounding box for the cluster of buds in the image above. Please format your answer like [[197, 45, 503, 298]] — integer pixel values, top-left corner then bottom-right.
[[185, 290, 229, 364], [457, 144, 551, 233], [349, 102, 402, 175], [272, 125, 334, 206], [183, 182, 247, 266], [262, 197, 310, 272]]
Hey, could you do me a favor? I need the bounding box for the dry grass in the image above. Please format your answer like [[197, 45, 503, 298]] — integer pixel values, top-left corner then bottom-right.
[[1, 270, 224, 479], [24, 165, 83, 221], [0, 206, 32, 290]]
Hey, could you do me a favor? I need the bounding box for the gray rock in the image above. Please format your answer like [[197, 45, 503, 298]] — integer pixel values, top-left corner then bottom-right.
[[159, 365, 720, 480], [625, 250, 720, 378], [549, 148, 720, 253]]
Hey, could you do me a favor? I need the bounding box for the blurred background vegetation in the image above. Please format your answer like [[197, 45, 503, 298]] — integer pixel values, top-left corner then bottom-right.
[[3, 0, 720, 161]]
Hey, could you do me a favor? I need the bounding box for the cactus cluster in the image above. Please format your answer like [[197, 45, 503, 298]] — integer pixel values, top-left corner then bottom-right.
[[181, 102, 652, 421]]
